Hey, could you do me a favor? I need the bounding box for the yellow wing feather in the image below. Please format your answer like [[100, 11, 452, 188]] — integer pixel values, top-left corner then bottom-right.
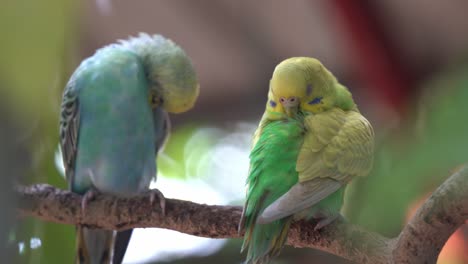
[[297, 108, 374, 183]]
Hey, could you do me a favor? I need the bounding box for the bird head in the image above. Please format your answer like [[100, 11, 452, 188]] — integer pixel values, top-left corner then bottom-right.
[[265, 57, 352, 119], [121, 34, 200, 113], [149, 50, 199, 113]]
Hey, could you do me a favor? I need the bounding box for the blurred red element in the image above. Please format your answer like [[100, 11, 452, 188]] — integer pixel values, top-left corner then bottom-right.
[[331, 0, 412, 114]]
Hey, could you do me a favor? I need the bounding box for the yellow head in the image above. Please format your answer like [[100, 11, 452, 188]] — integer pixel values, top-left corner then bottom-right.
[[121, 33, 200, 113], [265, 57, 350, 119]]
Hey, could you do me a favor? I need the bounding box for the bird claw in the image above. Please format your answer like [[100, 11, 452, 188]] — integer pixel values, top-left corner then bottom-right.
[[148, 188, 166, 216], [313, 213, 342, 231], [81, 189, 98, 216]]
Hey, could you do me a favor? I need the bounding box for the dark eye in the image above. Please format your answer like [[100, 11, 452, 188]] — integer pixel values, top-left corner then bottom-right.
[[269, 100, 277, 107], [289, 97, 296, 102], [308, 97, 323, 105], [279, 97, 286, 103]]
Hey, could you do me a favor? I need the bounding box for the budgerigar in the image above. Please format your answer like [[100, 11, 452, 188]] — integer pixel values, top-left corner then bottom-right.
[[239, 57, 374, 264], [59, 33, 199, 264]]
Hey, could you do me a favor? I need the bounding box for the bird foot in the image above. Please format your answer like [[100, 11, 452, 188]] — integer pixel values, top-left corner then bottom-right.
[[81, 189, 98, 216], [148, 188, 166, 216], [313, 213, 343, 231]]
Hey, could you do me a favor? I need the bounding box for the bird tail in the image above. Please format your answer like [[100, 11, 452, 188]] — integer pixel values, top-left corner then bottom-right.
[[242, 217, 292, 264], [76, 226, 115, 264], [112, 229, 134, 264]]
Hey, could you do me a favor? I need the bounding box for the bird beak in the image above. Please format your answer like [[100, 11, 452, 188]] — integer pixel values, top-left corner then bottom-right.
[[284, 106, 296, 117], [280, 96, 299, 117]]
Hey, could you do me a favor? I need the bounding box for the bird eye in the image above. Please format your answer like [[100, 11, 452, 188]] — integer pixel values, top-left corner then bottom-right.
[[308, 97, 323, 105], [279, 97, 286, 103], [269, 100, 277, 107], [149, 91, 163, 109], [289, 97, 296, 102]]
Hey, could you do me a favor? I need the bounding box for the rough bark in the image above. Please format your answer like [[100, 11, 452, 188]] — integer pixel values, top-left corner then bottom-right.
[[393, 166, 468, 263], [16, 165, 468, 264]]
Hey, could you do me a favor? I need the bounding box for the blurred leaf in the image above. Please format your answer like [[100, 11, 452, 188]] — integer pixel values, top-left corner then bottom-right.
[[344, 66, 468, 236], [0, 0, 78, 263], [158, 125, 223, 179]]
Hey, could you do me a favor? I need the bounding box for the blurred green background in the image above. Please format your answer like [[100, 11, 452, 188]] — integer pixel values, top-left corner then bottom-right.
[[2, 0, 468, 263]]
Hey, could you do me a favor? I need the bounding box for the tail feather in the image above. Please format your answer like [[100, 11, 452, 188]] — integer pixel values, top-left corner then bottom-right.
[[243, 217, 292, 264], [76, 226, 115, 264], [112, 229, 133, 264], [269, 219, 291, 257]]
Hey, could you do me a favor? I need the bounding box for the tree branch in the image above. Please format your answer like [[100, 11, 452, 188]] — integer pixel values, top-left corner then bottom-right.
[[16, 165, 468, 264], [394, 165, 468, 263]]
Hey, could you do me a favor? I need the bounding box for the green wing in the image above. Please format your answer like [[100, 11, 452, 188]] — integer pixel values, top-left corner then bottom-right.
[[239, 118, 303, 263], [260, 108, 374, 223]]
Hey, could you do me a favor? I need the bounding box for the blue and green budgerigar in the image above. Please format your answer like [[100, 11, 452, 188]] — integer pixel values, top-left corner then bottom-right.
[[239, 57, 374, 264], [59, 33, 199, 264]]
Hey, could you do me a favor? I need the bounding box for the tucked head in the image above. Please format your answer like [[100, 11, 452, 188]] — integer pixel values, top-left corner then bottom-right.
[[266, 57, 354, 119], [150, 48, 199, 113], [120, 33, 199, 113]]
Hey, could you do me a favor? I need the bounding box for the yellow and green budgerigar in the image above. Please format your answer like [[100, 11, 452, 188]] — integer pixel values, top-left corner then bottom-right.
[[239, 57, 374, 264]]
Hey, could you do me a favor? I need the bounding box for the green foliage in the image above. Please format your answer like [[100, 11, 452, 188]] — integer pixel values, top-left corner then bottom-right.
[[0, 0, 78, 262], [344, 67, 468, 236], [157, 125, 223, 179]]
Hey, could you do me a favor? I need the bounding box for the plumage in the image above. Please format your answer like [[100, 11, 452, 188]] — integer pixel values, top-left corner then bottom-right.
[[59, 33, 198, 264], [240, 118, 303, 264], [240, 57, 374, 263]]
